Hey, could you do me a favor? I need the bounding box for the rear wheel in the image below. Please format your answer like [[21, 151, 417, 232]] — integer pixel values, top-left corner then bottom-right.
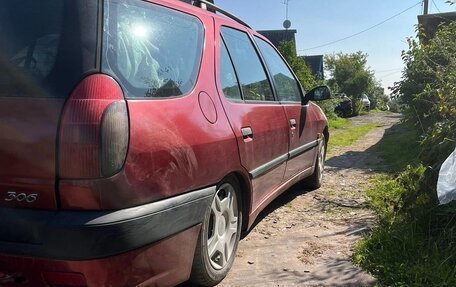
[[304, 135, 326, 189], [190, 176, 242, 286]]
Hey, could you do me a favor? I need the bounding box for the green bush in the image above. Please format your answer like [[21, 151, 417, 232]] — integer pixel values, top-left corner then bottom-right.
[[367, 165, 431, 225], [393, 22, 456, 168], [355, 165, 456, 287], [315, 97, 340, 119], [375, 94, 391, 111], [354, 214, 456, 287], [388, 99, 402, 113], [350, 96, 363, 116]]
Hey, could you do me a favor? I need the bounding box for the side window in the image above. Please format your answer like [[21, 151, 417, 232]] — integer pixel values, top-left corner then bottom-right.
[[103, 0, 204, 98], [220, 40, 242, 100], [255, 37, 301, 102], [221, 27, 274, 102]]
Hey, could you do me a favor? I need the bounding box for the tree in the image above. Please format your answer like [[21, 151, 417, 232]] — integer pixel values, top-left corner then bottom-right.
[[325, 52, 379, 115], [325, 52, 373, 96], [367, 81, 389, 110]]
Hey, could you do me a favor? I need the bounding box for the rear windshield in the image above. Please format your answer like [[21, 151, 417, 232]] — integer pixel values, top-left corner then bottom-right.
[[0, 0, 98, 98], [102, 0, 204, 99]]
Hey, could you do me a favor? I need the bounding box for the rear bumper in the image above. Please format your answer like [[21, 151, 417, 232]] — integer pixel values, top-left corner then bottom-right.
[[0, 186, 215, 260], [0, 225, 202, 287]]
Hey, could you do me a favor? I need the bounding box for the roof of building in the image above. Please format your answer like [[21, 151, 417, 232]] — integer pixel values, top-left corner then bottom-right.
[[418, 11, 456, 40], [257, 29, 297, 48]]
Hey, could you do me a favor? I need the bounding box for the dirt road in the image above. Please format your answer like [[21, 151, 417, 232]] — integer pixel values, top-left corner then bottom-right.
[[218, 112, 401, 287]]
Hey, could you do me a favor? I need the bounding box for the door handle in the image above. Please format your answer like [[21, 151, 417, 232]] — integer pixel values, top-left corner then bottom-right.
[[241, 127, 253, 140], [289, 119, 297, 128]]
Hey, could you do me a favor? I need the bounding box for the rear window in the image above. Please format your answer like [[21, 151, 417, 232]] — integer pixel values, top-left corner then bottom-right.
[[103, 0, 204, 99], [0, 0, 98, 98]]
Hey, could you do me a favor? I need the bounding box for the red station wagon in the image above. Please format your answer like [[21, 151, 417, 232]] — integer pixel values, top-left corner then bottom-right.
[[0, 0, 330, 286]]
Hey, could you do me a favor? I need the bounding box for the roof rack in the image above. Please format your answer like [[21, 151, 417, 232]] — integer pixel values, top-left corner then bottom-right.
[[193, 0, 252, 29]]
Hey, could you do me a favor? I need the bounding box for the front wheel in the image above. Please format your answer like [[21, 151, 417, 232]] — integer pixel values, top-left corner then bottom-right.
[[189, 176, 242, 286], [303, 134, 326, 189]]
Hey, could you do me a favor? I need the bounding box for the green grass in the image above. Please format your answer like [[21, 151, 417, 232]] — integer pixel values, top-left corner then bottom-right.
[[376, 121, 421, 171], [354, 217, 456, 287], [328, 117, 350, 130], [328, 123, 379, 151], [354, 121, 456, 287]]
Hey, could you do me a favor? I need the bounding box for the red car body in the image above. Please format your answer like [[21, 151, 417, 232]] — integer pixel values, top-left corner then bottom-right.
[[0, 0, 328, 286]]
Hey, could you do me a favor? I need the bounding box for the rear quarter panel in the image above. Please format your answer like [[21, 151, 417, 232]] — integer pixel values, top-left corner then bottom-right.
[[59, 1, 245, 210]]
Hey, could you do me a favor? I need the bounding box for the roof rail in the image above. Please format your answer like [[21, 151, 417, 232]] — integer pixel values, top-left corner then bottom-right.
[[194, 0, 252, 29]]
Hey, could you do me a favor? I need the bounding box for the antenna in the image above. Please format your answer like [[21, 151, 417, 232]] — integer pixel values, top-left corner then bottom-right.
[[281, 0, 290, 20]]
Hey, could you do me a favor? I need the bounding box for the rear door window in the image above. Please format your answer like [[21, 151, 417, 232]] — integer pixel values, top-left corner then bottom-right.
[[254, 37, 302, 102], [220, 40, 242, 101], [0, 0, 98, 98], [103, 0, 204, 99], [221, 27, 274, 102]]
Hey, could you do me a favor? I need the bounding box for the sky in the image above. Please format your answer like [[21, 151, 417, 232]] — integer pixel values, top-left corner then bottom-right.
[[216, 0, 456, 95]]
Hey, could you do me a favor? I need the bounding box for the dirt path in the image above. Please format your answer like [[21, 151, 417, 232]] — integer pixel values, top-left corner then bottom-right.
[[218, 112, 402, 287]]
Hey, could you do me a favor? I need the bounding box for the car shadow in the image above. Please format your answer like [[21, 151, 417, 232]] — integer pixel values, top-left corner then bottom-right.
[[241, 182, 317, 239], [263, 256, 376, 286]]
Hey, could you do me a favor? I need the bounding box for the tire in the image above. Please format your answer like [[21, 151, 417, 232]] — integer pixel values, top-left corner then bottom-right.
[[189, 176, 242, 286], [303, 134, 326, 189]]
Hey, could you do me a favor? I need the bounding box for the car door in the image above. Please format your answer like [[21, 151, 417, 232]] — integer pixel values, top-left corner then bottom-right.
[[215, 23, 289, 211], [254, 36, 319, 182]]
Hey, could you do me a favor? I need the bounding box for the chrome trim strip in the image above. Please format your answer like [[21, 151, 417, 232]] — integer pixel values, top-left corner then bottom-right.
[[249, 139, 321, 179], [250, 153, 288, 179], [289, 140, 319, 159]]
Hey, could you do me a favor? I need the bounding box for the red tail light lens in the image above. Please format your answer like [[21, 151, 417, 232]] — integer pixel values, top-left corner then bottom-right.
[[59, 74, 129, 179]]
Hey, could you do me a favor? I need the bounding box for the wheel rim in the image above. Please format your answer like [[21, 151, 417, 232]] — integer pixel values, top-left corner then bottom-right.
[[207, 183, 239, 270], [318, 138, 325, 182]]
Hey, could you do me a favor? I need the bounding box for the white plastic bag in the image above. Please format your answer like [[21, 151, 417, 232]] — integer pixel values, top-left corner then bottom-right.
[[437, 148, 456, 205]]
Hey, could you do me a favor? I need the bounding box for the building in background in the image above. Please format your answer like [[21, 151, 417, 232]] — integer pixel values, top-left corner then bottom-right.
[[302, 55, 324, 80], [418, 11, 456, 41], [257, 29, 297, 54], [258, 30, 325, 80]]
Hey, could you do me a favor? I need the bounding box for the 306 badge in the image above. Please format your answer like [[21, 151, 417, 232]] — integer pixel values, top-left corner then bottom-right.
[[4, 191, 38, 203]]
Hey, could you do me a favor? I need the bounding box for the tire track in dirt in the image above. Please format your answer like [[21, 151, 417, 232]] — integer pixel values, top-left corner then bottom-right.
[[217, 112, 402, 287]]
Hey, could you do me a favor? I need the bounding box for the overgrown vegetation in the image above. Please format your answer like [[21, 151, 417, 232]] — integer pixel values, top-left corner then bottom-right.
[[355, 22, 456, 286]]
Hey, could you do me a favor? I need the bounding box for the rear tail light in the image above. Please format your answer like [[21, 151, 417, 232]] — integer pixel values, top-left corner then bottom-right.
[[59, 74, 129, 179], [100, 101, 129, 177]]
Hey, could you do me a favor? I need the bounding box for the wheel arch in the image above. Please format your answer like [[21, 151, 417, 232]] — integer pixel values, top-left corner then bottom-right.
[[224, 171, 251, 232]]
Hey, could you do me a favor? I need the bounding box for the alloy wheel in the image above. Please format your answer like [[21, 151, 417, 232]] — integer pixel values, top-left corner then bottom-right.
[[207, 183, 239, 270]]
